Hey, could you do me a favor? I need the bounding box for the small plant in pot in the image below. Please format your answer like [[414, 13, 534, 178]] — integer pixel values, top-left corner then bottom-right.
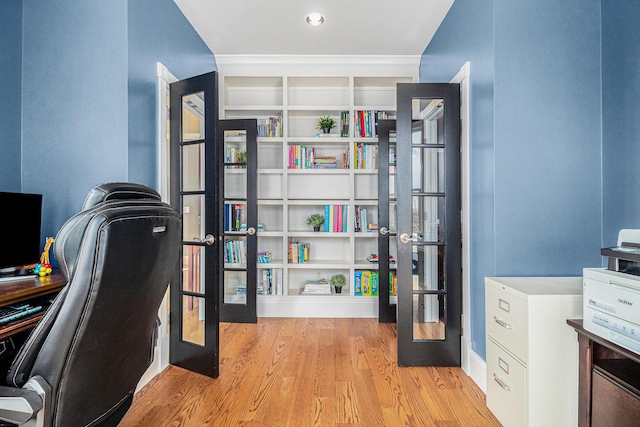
[[316, 116, 336, 134], [330, 274, 346, 294], [306, 214, 325, 231], [236, 149, 247, 164]]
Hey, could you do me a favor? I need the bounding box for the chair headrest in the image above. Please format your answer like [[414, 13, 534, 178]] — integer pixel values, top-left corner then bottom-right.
[[56, 183, 166, 280], [82, 183, 160, 210]]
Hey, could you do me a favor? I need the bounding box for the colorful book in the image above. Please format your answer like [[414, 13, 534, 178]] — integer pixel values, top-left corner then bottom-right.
[[371, 273, 379, 296], [324, 204, 330, 232], [362, 271, 371, 296], [354, 271, 362, 296]]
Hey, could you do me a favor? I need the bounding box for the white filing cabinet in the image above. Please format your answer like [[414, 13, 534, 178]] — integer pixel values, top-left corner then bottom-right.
[[485, 277, 583, 427]]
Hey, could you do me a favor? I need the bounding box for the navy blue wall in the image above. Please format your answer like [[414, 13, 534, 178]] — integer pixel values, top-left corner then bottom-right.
[[422, 0, 603, 359], [128, 0, 217, 187], [602, 0, 640, 245], [13, 0, 215, 251], [0, 0, 24, 193], [21, 0, 129, 243]]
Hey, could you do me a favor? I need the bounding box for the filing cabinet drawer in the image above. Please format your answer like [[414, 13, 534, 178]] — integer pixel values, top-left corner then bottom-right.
[[486, 282, 528, 363], [486, 338, 527, 427]]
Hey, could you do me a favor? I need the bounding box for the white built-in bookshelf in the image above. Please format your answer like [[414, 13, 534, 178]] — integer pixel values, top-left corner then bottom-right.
[[217, 55, 418, 317]]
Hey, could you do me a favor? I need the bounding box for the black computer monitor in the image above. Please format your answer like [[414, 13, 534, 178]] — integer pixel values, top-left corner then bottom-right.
[[0, 192, 43, 274]]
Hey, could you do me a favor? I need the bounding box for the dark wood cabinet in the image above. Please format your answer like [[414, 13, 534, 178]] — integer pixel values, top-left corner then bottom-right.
[[568, 319, 640, 427]]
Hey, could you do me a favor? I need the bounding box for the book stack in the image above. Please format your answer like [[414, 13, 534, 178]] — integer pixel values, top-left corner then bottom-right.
[[257, 251, 271, 263], [353, 143, 378, 169], [324, 204, 348, 232], [312, 155, 337, 169], [288, 239, 310, 263], [260, 268, 283, 295], [224, 239, 246, 266], [301, 279, 332, 295], [257, 117, 282, 137], [367, 254, 395, 264]]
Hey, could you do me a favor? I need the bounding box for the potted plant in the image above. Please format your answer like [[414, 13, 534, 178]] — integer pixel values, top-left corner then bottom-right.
[[236, 149, 247, 164], [316, 116, 336, 134], [330, 274, 346, 294], [306, 213, 325, 231]]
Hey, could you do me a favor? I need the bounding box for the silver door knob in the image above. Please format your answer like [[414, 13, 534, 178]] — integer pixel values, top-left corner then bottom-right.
[[200, 234, 215, 245], [380, 226, 389, 235], [245, 227, 256, 236], [399, 232, 418, 244]]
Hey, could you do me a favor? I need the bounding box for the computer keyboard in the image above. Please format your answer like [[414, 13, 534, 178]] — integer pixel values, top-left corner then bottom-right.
[[0, 303, 42, 325]]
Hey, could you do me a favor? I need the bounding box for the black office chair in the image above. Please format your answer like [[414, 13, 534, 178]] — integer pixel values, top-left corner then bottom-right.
[[0, 183, 181, 426]]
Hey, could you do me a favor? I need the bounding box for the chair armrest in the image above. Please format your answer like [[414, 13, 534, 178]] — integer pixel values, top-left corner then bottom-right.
[[0, 376, 50, 425]]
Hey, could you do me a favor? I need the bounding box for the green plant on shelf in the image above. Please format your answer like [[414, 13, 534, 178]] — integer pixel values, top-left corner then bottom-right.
[[316, 116, 336, 133], [330, 274, 346, 294], [236, 149, 247, 164], [330, 274, 346, 288], [306, 214, 325, 231]]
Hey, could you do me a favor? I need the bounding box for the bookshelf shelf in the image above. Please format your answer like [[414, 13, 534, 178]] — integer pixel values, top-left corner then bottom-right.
[[219, 57, 416, 317]]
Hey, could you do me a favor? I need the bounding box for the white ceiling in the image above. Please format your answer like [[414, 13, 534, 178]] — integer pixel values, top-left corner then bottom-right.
[[173, 0, 454, 56]]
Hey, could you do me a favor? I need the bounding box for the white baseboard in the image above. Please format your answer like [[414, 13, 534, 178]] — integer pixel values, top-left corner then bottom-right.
[[461, 335, 486, 393]]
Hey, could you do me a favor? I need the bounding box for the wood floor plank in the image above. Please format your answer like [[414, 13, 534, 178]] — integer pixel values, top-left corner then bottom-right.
[[119, 318, 501, 427]]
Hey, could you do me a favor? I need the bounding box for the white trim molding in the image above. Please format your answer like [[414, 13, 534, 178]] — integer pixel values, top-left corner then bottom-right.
[[450, 62, 479, 387], [215, 54, 421, 77]]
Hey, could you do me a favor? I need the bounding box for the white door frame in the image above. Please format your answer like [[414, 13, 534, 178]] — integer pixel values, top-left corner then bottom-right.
[[450, 62, 484, 391], [137, 62, 177, 389]]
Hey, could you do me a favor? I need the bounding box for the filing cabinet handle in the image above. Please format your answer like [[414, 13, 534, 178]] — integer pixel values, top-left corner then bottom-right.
[[493, 316, 512, 329], [493, 373, 511, 391]]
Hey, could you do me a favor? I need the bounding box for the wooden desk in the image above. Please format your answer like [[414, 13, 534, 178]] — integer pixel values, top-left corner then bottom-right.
[[568, 319, 640, 427], [0, 271, 66, 340]]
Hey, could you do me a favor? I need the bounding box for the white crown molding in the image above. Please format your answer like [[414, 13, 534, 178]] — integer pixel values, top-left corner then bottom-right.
[[215, 54, 421, 77]]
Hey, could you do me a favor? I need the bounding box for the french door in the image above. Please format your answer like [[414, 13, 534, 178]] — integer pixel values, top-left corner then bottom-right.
[[219, 119, 258, 323], [396, 83, 461, 366], [169, 71, 220, 378], [377, 119, 397, 323]]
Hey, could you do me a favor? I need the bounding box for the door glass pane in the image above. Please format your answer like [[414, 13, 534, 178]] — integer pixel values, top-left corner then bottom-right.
[[224, 271, 247, 305], [182, 92, 205, 142], [224, 130, 247, 199], [411, 98, 444, 145], [412, 245, 445, 292], [224, 130, 247, 168], [182, 295, 205, 345], [225, 170, 247, 199], [412, 196, 445, 242], [389, 201, 397, 233], [389, 132, 397, 199], [412, 147, 444, 193], [413, 294, 445, 340], [182, 143, 205, 191], [182, 245, 204, 294], [224, 236, 247, 268], [182, 194, 204, 242]]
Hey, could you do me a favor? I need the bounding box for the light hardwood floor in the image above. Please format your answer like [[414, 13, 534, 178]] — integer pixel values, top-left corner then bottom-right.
[[120, 318, 500, 426]]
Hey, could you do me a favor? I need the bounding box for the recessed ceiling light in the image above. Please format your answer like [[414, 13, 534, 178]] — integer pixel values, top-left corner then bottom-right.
[[306, 13, 325, 26]]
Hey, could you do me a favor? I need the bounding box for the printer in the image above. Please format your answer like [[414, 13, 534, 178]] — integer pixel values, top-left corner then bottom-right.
[[583, 229, 640, 355]]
